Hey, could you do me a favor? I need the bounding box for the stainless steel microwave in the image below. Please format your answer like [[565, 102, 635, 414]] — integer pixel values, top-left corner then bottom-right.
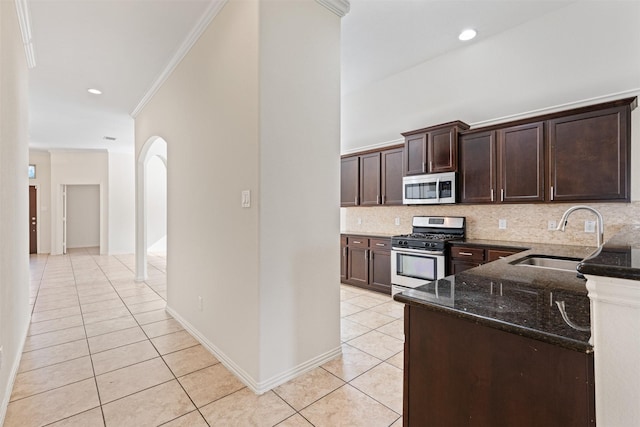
[[402, 172, 457, 205]]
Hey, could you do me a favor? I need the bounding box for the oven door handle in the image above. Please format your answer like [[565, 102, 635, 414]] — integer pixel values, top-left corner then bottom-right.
[[392, 247, 445, 256], [436, 177, 440, 203]]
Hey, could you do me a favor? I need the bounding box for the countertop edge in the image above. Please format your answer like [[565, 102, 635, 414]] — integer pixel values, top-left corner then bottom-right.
[[395, 293, 593, 353]]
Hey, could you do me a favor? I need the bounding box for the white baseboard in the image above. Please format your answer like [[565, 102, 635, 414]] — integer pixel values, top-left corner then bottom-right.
[[165, 305, 342, 394], [0, 328, 28, 426]]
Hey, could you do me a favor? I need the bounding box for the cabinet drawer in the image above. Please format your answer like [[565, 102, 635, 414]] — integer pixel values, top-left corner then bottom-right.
[[487, 248, 522, 262], [370, 238, 391, 250], [450, 246, 485, 262], [347, 237, 369, 247]]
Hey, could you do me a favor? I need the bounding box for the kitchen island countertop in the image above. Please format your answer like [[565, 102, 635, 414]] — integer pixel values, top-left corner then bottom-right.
[[394, 241, 596, 352]]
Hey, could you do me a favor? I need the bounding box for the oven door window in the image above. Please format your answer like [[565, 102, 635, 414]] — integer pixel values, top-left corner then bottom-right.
[[396, 252, 438, 281]]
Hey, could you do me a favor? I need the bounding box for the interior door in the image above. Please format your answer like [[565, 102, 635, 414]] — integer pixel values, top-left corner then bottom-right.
[[29, 186, 37, 254], [62, 184, 67, 254]]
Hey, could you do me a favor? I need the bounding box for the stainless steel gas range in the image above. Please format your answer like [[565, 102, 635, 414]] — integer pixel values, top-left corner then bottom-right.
[[391, 216, 465, 296]]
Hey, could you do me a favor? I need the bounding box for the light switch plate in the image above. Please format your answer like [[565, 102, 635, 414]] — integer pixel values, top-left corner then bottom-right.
[[548, 220, 557, 230], [395, 217, 400, 226], [241, 190, 250, 208], [498, 219, 507, 230]]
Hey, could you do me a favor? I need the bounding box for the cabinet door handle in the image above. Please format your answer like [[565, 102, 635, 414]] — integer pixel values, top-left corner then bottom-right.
[[550, 186, 554, 201], [353, 241, 361, 244], [459, 252, 473, 256], [422, 162, 426, 173], [375, 243, 386, 247], [500, 189, 504, 202], [490, 189, 494, 202], [429, 161, 433, 171], [381, 194, 385, 204], [377, 195, 381, 204]]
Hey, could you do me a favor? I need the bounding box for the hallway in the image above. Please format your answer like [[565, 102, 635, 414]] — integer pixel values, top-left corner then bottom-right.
[[4, 249, 403, 426]]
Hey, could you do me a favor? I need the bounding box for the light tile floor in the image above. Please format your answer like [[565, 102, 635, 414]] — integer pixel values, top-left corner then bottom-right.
[[5, 248, 404, 426]]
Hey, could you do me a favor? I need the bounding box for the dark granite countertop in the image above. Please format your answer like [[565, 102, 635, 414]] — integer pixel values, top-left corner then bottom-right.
[[394, 243, 596, 353], [578, 225, 640, 281]]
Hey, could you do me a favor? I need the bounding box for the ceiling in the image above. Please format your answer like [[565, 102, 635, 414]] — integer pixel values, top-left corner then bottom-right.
[[26, 0, 574, 152]]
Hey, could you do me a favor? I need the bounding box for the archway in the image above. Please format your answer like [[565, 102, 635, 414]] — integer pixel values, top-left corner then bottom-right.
[[135, 136, 167, 281]]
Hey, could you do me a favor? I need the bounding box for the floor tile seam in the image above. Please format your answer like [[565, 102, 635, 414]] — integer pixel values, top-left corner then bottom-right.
[[7, 372, 98, 405], [156, 409, 211, 427], [26, 319, 86, 338], [343, 315, 398, 330], [67, 250, 110, 427], [346, 380, 402, 417], [29, 309, 82, 324], [82, 312, 134, 327], [38, 405, 103, 427], [271, 378, 345, 414], [96, 366, 177, 405], [93, 354, 170, 381], [319, 357, 385, 384], [373, 326, 405, 342], [344, 338, 401, 361], [17, 350, 91, 375], [88, 335, 149, 355], [166, 356, 221, 381], [23, 335, 88, 354], [189, 384, 249, 410]]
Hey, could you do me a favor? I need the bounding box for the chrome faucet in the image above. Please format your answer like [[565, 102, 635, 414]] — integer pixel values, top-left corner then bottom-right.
[[556, 205, 604, 247]]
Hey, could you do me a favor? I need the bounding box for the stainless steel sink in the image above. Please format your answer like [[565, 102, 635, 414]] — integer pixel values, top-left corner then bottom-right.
[[509, 255, 582, 272]]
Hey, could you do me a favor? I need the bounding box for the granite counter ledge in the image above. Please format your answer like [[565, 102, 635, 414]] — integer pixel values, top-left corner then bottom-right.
[[579, 224, 640, 281], [395, 243, 596, 352]]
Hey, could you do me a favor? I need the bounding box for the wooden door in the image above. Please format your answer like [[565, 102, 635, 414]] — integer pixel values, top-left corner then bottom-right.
[[429, 128, 457, 173], [498, 122, 545, 203], [347, 247, 369, 286], [459, 131, 496, 203], [381, 148, 403, 205], [29, 186, 37, 254], [340, 236, 347, 282], [369, 249, 391, 291], [340, 156, 359, 206], [359, 152, 381, 206], [548, 106, 630, 202], [404, 133, 427, 176]]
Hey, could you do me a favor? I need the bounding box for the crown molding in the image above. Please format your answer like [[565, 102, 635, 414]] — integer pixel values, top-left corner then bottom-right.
[[130, 0, 228, 118], [14, 0, 36, 68], [315, 0, 350, 17]]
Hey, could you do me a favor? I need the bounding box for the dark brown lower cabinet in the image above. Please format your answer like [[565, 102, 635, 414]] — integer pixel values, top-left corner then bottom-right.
[[342, 235, 391, 294], [403, 305, 595, 427]]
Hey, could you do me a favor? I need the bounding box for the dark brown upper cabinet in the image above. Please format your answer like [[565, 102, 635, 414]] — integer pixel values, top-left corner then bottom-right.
[[460, 97, 636, 204], [340, 145, 403, 207], [548, 105, 631, 202], [459, 122, 548, 204], [459, 131, 496, 204], [340, 156, 359, 206], [498, 121, 545, 203], [402, 121, 470, 176]]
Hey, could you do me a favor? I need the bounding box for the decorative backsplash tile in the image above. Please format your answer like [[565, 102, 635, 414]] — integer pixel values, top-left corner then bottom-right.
[[341, 202, 640, 247]]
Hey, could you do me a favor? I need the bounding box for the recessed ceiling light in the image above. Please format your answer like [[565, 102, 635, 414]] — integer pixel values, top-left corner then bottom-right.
[[459, 29, 477, 41], [87, 88, 102, 95]]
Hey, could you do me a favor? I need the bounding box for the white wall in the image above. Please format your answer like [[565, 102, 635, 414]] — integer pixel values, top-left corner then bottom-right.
[[135, 0, 341, 391], [136, 0, 262, 383], [50, 150, 108, 255], [146, 155, 166, 252], [342, 1, 640, 153], [28, 150, 52, 253], [108, 151, 135, 254], [66, 185, 100, 248], [258, 0, 341, 384], [0, 0, 30, 422]]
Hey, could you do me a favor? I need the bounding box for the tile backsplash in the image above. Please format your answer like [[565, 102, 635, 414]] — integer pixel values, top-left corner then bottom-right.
[[341, 202, 640, 247]]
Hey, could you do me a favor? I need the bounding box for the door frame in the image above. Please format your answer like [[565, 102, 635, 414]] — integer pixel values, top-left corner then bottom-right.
[[29, 185, 39, 254], [136, 136, 167, 282]]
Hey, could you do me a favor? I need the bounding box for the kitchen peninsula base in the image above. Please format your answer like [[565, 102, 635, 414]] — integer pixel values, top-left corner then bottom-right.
[[403, 304, 595, 426]]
